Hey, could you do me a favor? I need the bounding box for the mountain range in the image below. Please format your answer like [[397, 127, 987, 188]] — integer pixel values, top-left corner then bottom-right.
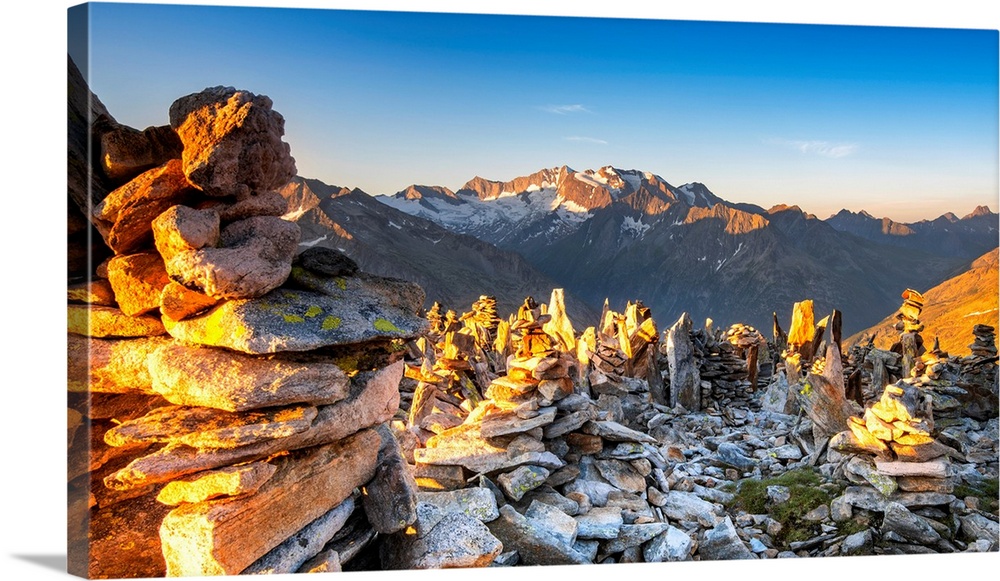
[[362, 165, 996, 336]]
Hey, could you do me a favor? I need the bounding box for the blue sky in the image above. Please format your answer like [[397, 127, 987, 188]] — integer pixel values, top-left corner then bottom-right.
[[74, 1, 998, 222]]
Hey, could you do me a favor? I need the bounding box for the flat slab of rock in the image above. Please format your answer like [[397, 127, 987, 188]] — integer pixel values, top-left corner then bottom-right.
[[574, 506, 623, 539], [291, 267, 425, 315], [881, 501, 942, 545], [156, 462, 277, 505], [241, 497, 356, 574], [487, 504, 591, 566], [105, 362, 402, 490], [480, 408, 556, 438], [415, 423, 564, 474], [162, 287, 427, 354], [159, 429, 378, 576], [104, 404, 318, 449], [874, 459, 949, 479], [581, 420, 656, 444], [68, 335, 170, 394], [594, 459, 646, 494], [147, 343, 351, 411], [601, 522, 672, 554], [525, 500, 578, 545], [839, 486, 956, 512], [68, 304, 166, 338]]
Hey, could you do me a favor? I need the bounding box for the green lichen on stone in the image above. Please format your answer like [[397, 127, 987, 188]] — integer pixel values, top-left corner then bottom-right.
[[283, 314, 305, 323], [282, 290, 297, 299], [304, 305, 322, 318], [334, 277, 347, 290], [321, 316, 342, 330], [373, 318, 401, 333]]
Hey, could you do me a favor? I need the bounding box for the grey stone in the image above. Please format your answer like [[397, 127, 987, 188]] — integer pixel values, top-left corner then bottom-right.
[[294, 246, 358, 277], [487, 505, 591, 566], [661, 490, 722, 527], [642, 526, 692, 562], [362, 424, 419, 534], [581, 420, 657, 444], [574, 506, 624, 539], [481, 408, 556, 439], [841, 529, 874, 555], [749, 538, 768, 553], [380, 512, 503, 569], [760, 372, 799, 415], [830, 495, 853, 522], [489, 551, 520, 567], [416, 487, 499, 523], [845, 456, 898, 497], [767, 485, 791, 504], [772, 444, 803, 460], [517, 488, 579, 516], [715, 442, 757, 471], [666, 313, 701, 410], [573, 539, 600, 562], [525, 500, 578, 546], [241, 497, 354, 574], [959, 513, 1000, 544], [691, 483, 734, 505], [543, 409, 596, 439], [600, 523, 671, 554], [881, 501, 942, 545], [594, 459, 647, 494], [840, 486, 955, 512], [498, 465, 550, 501], [698, 516, 756, 560]]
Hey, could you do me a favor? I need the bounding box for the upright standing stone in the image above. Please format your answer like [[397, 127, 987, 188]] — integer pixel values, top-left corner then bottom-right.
[[665, 312, 701, 410]]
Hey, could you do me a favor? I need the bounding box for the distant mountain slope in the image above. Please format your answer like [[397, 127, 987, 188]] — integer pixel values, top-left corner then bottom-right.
[[376, 165, 984, 335], [846, 248, 999, 356], [277, 177, 600, 325], [826, 206, 998, 258]]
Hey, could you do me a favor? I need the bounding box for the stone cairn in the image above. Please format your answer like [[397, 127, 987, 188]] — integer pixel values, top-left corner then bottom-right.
[[67, 84, 428, 577]]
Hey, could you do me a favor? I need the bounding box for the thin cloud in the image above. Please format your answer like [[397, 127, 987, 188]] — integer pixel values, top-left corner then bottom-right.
[[540, 104, 592, 114], [565, 136, 608, 145], [766, 138, 859, 158]]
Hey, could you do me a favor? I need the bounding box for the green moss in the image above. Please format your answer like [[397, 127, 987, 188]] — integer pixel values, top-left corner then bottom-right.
[[304, 305, 323, 318], [727, 467, 836, 546], [334, 277, 347, 290], [954, 478, 999, 515], [321, 316, 342, 330], [334, 354, 360, 373], [373, 318, 401, 332]]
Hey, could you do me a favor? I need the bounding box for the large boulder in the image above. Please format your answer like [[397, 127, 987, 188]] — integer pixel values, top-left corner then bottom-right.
[[160, 215, 300, 300], [168, 86, 296, 197], [99, 124, 183, 184]]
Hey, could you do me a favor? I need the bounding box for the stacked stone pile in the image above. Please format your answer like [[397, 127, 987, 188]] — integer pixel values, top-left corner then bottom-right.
[[68, 84, 428, 578], [661, 317, 759, 411]]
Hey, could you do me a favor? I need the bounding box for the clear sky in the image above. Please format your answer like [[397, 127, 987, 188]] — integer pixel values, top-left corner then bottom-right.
[[73, 1, 998, 222]]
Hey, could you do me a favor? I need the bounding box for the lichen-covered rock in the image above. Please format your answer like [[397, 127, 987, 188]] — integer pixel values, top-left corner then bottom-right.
[[698, 516, 756, 560], [162, 215, 299, 300], [487, 504, 590, 566], [162, 286, 427, 354], [93, 159, 197, 254], [168, 86, 296, 197], [199, 190, 288, 222]]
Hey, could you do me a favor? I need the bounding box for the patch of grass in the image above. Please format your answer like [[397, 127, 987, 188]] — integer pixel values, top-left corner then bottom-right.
[[955, 477, 999, 515], [727, 467, 836, 546]]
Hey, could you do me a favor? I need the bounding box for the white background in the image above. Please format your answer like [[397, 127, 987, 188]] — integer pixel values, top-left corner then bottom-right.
[[1, 1, 997, 579]]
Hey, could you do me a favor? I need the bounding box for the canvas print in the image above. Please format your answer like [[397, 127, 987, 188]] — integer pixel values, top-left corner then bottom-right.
[[66, 2, 999, 578]]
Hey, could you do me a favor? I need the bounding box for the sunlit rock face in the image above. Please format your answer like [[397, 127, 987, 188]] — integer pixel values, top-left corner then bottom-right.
[[69, 65, 429, 578], [169, 86, 297, 198]]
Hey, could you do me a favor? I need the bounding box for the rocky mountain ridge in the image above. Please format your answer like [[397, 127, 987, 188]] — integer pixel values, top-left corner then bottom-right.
[[374, 165, 996, 337]]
